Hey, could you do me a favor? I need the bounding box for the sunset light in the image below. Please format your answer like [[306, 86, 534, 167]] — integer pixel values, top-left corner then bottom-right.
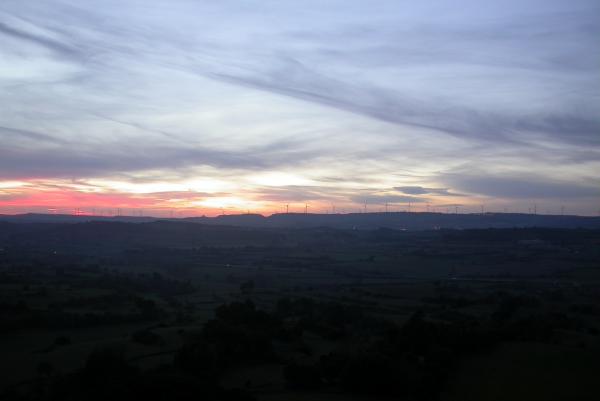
[[1, 0, 598, 217]]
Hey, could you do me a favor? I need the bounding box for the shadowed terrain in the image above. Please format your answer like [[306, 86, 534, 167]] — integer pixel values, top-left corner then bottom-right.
[[1, 220, 599, 400]]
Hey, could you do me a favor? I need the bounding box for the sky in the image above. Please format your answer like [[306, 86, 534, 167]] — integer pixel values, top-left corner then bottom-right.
[[1, 0, 599, 216]]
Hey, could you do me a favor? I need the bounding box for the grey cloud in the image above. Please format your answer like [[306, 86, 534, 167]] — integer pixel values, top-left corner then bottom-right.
[[0, 141, 320, 180], [0, 125, 66, 144], [198, 7, 600, 147], [511, 115, 600, 147], [209, 58, 600, 148], [148, 191, 230, 200], [91, 114, 182, 142], [252, 185, 429, 205], [437, 203, 465, 208], [254, 186, 341, 203], [350, 194, 426, 204], [0, 192, 28, 201], [394, 186, 451, 195], [0, 19, 81, 57], [443, 174, 600, 199], [4, 1, 599, 151]]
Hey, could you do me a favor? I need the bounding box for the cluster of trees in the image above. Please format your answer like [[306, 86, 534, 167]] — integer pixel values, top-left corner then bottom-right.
[[11, 347, 257, 401], [280, 306, 496, 400], [176, 300, 282, 375], [277, 293, 595, 400], [4, 294, 596, 401], [0, 265, 200, 332], [6, 301, 276, 400], [1, 296, 165, 332], [91, 271, 195, 297], [275, 297, 381, 340]]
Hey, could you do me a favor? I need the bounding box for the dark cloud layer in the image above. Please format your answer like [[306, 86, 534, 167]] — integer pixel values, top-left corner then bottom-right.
[[0, 20, 81, 57], [212, 65, 600, 148], [0, 142, 318, 180], [394, 186, 451, 195], [254, 186, 338, 203], [443, 174, 600, 199], [0, 125, 66, 144], [350, 194, 426, 204]]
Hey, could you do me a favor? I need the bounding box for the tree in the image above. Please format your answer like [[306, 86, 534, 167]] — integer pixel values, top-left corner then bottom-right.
[[240, 280, 255, 295]]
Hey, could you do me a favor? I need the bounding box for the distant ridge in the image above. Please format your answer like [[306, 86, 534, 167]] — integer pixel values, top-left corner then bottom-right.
[[1, 212, 599, 230], [0, 213, 159, 224]]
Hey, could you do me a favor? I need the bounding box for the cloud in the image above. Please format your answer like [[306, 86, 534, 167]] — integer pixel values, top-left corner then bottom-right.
[[394, 186, 451, 195], [0, 193, 28, 201], [0, 140, 320, 180], [0, 18, 81, 57], [203, 10, 600, 148], [253, 185, 343, 203], [211, 61, 600, 148], [442, 173, 600, 199], [350, 193, 426, 204], [0, 125, 66, 144], [147, 191, 230, 202]]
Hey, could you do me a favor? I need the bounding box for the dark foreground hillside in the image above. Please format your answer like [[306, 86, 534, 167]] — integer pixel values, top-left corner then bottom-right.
[[1, 223, 599, 400]]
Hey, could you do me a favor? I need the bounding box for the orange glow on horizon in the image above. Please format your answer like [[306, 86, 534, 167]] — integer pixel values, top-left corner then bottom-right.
[[0, 179, 549, 217]]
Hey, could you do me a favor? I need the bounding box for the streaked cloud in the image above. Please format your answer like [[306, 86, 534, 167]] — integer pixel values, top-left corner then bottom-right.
[[394, 186, 451, 196], [442, 173, 600, 199]]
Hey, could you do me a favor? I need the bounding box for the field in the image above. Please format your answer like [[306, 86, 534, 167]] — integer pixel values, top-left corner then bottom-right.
[[1, 222, 599, 400]]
